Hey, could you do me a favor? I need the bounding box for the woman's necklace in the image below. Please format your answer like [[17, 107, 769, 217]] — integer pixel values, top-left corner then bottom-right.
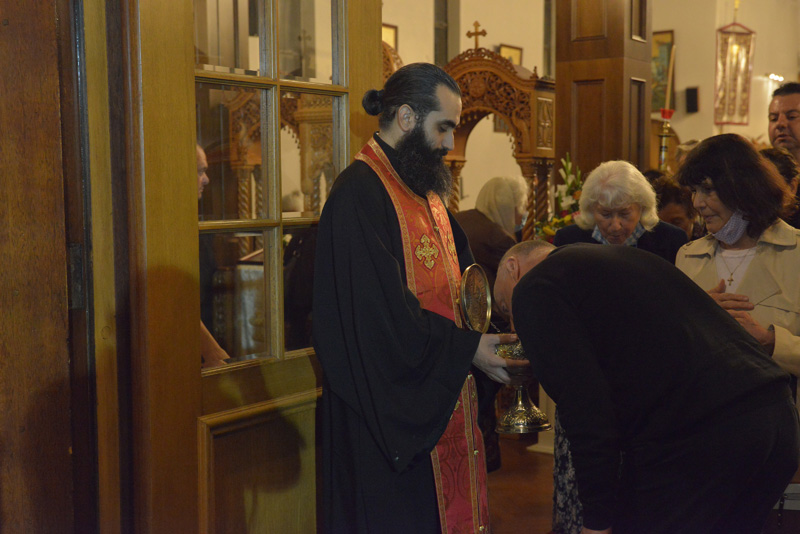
[[719, 247, 756, 286]]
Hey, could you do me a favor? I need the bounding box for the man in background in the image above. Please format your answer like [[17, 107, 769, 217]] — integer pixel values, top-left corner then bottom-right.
[[196, 144, 228, 368], [768, 82, 800, 227]]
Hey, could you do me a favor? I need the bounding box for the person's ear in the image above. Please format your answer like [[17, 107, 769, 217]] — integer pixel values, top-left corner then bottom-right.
[[504, 256, 520, 281], [397, 104, 416, 132]]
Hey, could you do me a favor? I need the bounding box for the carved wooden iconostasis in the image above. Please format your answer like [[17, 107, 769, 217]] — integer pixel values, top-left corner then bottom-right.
[[224, 90, 333, 228], [382, 35, 556, 240], [198, 90, 333, 359]]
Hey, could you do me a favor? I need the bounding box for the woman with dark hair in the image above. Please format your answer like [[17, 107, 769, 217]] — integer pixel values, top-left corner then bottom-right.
[[675, 133, 800, 406], [652, 175, 704, 240]]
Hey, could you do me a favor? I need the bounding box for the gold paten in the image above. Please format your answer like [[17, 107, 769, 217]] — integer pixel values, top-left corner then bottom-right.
[[459, 264, 491, 334]]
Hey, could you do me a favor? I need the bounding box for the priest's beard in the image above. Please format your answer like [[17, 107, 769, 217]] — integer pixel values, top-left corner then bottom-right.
[[394, 124, 453, 201]]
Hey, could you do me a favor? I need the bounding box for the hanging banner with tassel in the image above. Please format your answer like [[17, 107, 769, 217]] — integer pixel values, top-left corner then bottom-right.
[[714, 2, 756, 126]]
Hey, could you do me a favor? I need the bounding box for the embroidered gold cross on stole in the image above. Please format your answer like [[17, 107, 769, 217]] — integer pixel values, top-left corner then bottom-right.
[[415, 235, 440, 269]]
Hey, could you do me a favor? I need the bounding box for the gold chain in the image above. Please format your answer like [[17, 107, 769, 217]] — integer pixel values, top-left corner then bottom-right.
[[719, 247, 755, 286]]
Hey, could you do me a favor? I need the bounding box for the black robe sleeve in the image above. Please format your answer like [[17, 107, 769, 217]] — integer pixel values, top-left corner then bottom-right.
[[313, 161, 482, 473]]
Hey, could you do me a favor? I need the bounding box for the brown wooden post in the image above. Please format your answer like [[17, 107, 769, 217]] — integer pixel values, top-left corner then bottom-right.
[[555, 0, 652, 175]]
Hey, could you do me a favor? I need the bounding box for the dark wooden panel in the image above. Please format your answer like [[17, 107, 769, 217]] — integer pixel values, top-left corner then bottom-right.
[[0, 0, 73, 531], [572, 79, 607, 173], [557, 0, 652, 175], [631, 0, 647, 41], [558, 0, 650, 62], [572, 0, 607, 41]]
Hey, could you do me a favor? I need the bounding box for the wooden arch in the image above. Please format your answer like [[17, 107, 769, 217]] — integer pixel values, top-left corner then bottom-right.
[[443, 48, 556, 239]]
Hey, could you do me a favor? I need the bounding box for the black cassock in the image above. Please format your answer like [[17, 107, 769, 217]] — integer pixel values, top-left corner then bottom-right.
[[312, 137, 482, 533]]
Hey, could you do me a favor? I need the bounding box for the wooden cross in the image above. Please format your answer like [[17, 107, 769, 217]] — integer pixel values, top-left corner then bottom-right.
[[466, 21, 487, 50]]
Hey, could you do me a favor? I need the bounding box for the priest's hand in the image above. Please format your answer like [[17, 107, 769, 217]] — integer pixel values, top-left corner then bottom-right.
[[580, 528, 611, 534], [472, 333, 527, 384], [707, 279, 754, 311]]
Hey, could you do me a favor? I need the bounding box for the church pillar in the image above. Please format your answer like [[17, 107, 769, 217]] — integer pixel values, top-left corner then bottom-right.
[[555, 0, 652, 174]]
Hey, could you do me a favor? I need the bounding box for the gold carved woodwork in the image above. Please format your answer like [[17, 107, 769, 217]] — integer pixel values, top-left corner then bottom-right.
[[293, 93, 334, 215], [443, 47, 556, 225], [224, 89, 333, 229], [382, 41, 404, 83], [447, 158, 466, 212]]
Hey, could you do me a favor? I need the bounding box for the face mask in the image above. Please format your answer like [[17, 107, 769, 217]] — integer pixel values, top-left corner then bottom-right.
[[712, 210, 749, 245]]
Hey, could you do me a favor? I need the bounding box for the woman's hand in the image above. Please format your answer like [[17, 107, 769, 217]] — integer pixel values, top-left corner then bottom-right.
[[707, 279, 755, 311], [581, 528, 611, 534]]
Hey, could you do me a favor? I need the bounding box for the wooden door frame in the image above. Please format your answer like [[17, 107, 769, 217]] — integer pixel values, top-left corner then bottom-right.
[[83, 0, 202, 531]]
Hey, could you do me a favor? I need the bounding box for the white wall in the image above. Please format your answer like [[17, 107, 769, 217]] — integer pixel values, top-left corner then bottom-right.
[[381, 1, 436, 63], [653, 0, 799, 146], [458, 0, 544, 76], [381, 0, 546, 209]]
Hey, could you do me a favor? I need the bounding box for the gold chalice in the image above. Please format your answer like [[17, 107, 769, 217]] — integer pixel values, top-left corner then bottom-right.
[[494, 341, 551, 434], [459, 265, 551, 435]]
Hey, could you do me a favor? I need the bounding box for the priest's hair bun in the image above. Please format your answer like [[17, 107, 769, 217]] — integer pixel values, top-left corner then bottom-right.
[[362, 89, 384, 116]]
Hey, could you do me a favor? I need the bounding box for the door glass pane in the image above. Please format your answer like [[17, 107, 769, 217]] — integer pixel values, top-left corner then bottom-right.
[[279, 0, 334, 84], [200, 231, 273, 365], [280, 91, 335, 218], [282, 224, 317, 350], [194, 0, 261, 75], [197, 83, 271, 221]]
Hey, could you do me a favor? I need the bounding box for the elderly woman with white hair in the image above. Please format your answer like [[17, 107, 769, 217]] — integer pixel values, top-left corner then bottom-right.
[[554, 160, 687, 263], [548, 160, 686, 534]]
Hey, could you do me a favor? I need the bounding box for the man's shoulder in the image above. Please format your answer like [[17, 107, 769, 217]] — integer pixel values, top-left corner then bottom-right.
[[325, 159, 392, 208], [331, 160, 381, 193], [553, 224, 591, 245]]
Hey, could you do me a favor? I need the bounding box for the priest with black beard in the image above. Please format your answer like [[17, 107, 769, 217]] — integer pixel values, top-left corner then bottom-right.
[[313, 63, 519, 533]]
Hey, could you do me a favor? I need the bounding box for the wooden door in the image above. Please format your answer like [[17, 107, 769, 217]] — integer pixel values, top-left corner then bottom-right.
[[81, 0, 381, 531]]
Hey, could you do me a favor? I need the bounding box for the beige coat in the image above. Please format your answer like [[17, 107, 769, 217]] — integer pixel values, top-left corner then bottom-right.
[[676, 220, 800, 402]]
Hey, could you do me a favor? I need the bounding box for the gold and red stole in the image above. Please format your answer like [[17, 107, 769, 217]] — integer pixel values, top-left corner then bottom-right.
[[356, 138, 490, 533]]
